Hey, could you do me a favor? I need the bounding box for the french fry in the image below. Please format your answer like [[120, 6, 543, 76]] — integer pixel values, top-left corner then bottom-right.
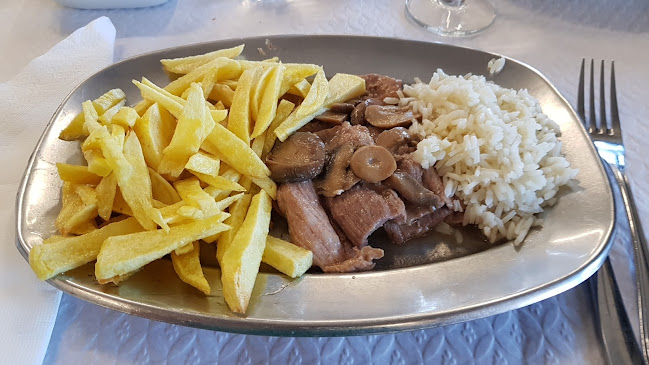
[[56, 163, 102, 185], [287, 79, 311, 98], [262, 99, 295, 158], [203, 123, 270, 179], [273, 72, 366, 142], [133, 102, 176, 171], [227, 67, 260, 145], [82, 149, 113, 177], [148, 167, 181, 205], [161, 44, 244, 74], [185, 152, 221, 177], [174, 177, 221, 217], [95, 214, 229, 284], [98, 100, 126, 125], [120, 132, 167, 231], [96, 173, 117, 221], [208, 84, 235, 108], [278, 63, 321, 96], [250, 66, 274, 122], [134, 79, 185, 118], [29, 217, 143, 280], [111, 106, 139, 128], [295, 69, 328, 118], [190, 171, 245, 192], [171, 241, 211, 294], [59, 89, 126, 140], [158, 83, 215, 177], [82, 100, 102, 134], [220, 190, 272, 313], [134, 57, 242, 116], [262, 236, 313, 278], [216, 193, 253, 263], [252, 64, 285, 138], [174, 242, 195, 256]]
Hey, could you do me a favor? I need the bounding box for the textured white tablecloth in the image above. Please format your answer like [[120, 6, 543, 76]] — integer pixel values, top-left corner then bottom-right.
[[2, 0, 648, 363]]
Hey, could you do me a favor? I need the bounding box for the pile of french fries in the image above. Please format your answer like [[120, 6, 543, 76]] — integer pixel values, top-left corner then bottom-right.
[[28, 44, 367, 314]]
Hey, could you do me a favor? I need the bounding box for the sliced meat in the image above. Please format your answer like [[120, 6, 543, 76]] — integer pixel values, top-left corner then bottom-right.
[[422, 166, 453, 207], [323, 122, 374, 153], [445, 210, 464, 225], [298, 120, 334, 134], [266, 132, 325, 182], [360, 74, 403, 99], [276, 181, 383, 272], [385, 170, 445, 207], [396, 155, 424, 182], [276, 181, 346, 268], [314, 111, 348, 125], [384, 207, 453, 245], [365, 105, 418, 129], [326, 184, 406, 248], [322, 246, 384, 273]]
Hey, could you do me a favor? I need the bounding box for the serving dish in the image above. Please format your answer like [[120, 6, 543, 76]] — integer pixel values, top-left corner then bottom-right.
[[16, 35, 614, 336], [54, 0, 168, 9]]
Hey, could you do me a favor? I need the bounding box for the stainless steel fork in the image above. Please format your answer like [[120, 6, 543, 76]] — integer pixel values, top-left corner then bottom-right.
[[579, 59, 649, 364]]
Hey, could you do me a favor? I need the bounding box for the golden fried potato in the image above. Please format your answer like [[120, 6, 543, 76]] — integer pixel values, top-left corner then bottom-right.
[[96, 172, 117, 221], [158, 83, 215, 177], [98, 99, 126, 125], [56, 163, 102, 185], [262, 236, 313, 278], [287, 79, 311, 98], [274, 72, 366, 142], [111, 106, 139, 128], [262, 99, 295, 158], [185, 152, 220, 177], [228, 67, 260, 145], [171, 241, 210, 294], [252, 64, 285, 138], [95, 214, 229, 284], [59, 89, 126, 140], [216, 193, 253, 263], [161, 44, 244, 74], [203, 123, 270, 179], [208, 84, 235, 108], [132, 103, 176, 171], [174, 177, 221, 217], [148, 167, 181, 205], [30, 217, 143, 280], [220, 190, 272, 313]]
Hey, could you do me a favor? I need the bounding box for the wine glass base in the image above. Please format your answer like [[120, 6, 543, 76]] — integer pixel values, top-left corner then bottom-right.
[[405, 0, 496, 37]]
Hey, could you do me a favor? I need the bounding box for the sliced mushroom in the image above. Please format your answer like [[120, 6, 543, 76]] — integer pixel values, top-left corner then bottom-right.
[[314, 111, 348, 125], [317, 144, 359, 197], [349, 145, 397, 183], [365, 105, 418, 129], [265, 132, 325, 183], [350, 98, 383, 125], [359, 74, 403, 99], [376, 127, 411, 154], [328, 102, 355, 114], [385, 169, 445, 207]]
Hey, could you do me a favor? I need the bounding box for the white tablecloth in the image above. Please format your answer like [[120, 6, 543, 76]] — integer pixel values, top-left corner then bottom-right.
[[3, 0, 649, 363]]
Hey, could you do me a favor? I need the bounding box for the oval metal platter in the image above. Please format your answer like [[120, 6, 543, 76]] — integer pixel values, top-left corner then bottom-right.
[[16, 35, 614, 336]]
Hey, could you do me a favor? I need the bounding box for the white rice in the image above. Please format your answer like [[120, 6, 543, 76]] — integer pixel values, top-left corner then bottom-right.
[[397, 69, 578, 244], [488, 57, 505, 75]]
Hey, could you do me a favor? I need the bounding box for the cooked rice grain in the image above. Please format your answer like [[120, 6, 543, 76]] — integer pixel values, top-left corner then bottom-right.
[[402, 70, 578, 244]]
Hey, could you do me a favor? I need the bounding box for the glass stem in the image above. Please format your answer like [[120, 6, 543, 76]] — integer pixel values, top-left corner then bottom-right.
[[438, 0, 465, 7]]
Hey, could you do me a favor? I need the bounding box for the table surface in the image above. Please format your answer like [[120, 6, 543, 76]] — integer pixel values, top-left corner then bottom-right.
[[3, 0, 649, 363]]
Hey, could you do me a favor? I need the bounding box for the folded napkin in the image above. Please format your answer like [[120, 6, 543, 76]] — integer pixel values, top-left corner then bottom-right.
[[0, 16, 115, 365]]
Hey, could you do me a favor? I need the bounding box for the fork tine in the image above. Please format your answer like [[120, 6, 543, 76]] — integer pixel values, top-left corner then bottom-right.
[[599, 60, 607, 135], [589, 59, 596, 133], [578, 58, 586, 122], [610, 61, 621, 136]]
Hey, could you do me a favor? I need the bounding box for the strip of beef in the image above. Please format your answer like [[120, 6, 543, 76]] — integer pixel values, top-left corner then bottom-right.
[[384, 207, 453, 245], [326, 184, 406, 248], [322, 208, 384, 273], [277, 181, 383, 272], [360, 74, 403, 99]]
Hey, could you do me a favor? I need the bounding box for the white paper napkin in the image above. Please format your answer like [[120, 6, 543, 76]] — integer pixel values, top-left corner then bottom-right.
[[0, 16, 115, 365]]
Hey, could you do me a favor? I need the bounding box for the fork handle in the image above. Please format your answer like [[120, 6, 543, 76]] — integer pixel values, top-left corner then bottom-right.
[[611, 164, 649, 364]]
